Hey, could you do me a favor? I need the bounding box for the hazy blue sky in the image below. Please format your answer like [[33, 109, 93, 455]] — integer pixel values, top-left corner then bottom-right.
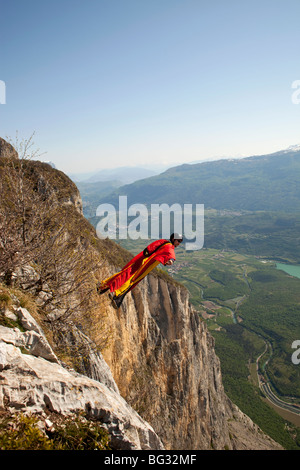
[[1, 0, 300, 173]]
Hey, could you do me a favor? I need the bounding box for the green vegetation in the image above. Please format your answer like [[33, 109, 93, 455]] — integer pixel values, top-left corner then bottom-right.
[[0, 413, 55, 450], [214, 326, 300, 450], [237, 266, 300, 398], [0, 412, 111, 450], [204, 268, 249, 301], [204, 209, 300, 263]]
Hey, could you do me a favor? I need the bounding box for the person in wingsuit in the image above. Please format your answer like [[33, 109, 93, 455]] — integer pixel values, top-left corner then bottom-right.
[[97, 233, 183, 309]]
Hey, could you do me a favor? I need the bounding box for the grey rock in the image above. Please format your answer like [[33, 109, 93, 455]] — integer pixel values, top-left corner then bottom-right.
[[0, 325, 59, 363], [0, 340, 164, 450], [15, 306, 44, 335]]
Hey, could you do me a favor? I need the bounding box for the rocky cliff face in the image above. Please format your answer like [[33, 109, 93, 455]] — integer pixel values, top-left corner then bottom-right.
[[0, 302, 163, 450], [0, 141, 282, 450], [98, 273, 282, 450]]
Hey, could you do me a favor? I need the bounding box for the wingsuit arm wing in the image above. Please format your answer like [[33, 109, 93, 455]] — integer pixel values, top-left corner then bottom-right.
[[152, 243, 175, 265]]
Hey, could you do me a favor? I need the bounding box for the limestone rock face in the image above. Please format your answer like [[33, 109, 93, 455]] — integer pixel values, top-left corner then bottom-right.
[[0, 271, 282, 450], [100, 275, 283, 450], [0, 307, 163, 450]]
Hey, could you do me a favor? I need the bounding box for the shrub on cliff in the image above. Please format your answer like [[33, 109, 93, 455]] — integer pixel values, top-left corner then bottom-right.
[[0, 412, 111, 450]]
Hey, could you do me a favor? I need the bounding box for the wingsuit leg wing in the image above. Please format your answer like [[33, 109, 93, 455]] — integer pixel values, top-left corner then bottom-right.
[[98, 251, 144, 293], [101, 256, 160, 308]]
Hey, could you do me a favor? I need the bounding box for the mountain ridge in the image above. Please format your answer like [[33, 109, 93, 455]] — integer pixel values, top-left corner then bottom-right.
[[94, 147, 300, 212]]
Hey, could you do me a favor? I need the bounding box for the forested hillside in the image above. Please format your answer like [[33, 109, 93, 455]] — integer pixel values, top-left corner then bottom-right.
[[99, 148, 300, 212]]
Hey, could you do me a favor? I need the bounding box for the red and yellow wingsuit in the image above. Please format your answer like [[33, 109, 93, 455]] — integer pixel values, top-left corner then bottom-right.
[[99, 239, 175, 303]]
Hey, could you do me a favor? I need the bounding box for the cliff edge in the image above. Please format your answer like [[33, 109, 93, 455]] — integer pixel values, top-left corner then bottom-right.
[[0, 140, 282, 450]]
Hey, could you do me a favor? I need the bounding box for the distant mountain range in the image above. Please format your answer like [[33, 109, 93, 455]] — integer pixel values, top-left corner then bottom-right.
[[95, 146, 300, 212], [69, 166, 160, 185]]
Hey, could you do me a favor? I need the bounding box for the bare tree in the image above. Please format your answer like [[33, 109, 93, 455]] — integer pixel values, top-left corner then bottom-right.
[[0, 135, 111, 358], [0, 137, 50, 281]]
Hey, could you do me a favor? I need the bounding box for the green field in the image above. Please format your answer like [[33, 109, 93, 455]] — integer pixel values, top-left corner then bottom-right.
[[203, 209, 300, 263]]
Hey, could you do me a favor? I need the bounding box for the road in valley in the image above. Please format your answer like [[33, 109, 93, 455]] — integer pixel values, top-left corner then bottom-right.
[[256, 338, 300, 422], [260, 382, 300, 416]]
